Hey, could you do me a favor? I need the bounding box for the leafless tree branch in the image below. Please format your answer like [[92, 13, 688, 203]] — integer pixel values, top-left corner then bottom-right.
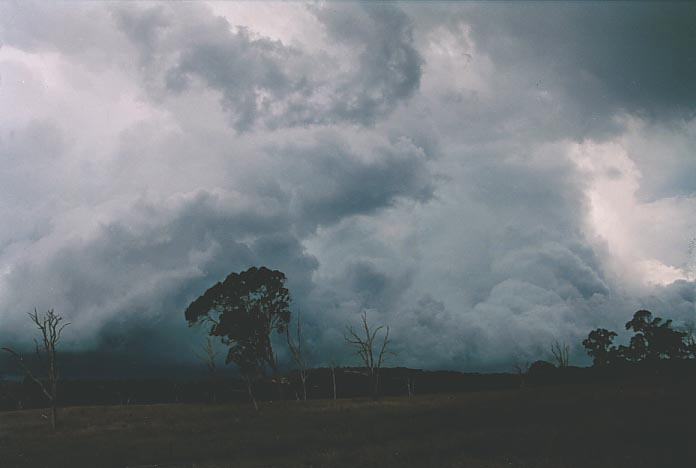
[[550, 340, 570, 368], [343, 310, 392, 398], [2, 308, 69, 429], [287, 311, 311, 400]]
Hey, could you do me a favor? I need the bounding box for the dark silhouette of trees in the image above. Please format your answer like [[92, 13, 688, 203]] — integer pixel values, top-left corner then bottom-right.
[[583, 310, 691, 366], [184, 266, 291, 410], [2, 309, 70, 430], [582, 329, 618, 366], [622, 310, 688, 361], [344, 310, 392, 399], [617, 335, 649, 362]]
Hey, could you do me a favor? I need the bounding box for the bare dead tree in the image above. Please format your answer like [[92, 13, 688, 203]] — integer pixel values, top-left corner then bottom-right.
[[550, 341, 570, 368], [329, 358, 339, 400], [195, 337, 220, 403], [2, 308, 70, 430], [242, 374, 259, 412], [286, 312, 311, 401], [406, 372, 415, 399], [344, 310, 392, 398], [512, 360, 531, 389], [196, 336, 219, 375]]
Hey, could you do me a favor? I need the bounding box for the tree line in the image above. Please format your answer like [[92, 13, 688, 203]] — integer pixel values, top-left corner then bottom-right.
[[582, 309, 696, 365], [3, 265, 695, 429]]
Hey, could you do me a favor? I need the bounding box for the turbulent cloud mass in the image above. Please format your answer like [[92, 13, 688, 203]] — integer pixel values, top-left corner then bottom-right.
[[1, 1, 695, 375]]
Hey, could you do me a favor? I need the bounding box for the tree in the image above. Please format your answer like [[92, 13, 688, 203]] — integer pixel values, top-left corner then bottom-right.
[[184, 266, 291, 410], [344, 310, 391, 398], [195, 337, 220, 403], [236, 346, 263, 411], [624, 310, 688, 361], [286, 311, 311, 401], [512, 360, 531, 389], [549, 340, 570, 368], [2, 309, 70, 430], [196, 337, 219, 375], [582, 328, 618, 366], [617, 334, 648, 362], [405, 370, 416, 398], [328, 358, 339, 400]]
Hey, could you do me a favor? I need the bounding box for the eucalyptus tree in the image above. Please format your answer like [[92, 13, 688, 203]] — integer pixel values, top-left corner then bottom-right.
[[185, 266, 291, 410]]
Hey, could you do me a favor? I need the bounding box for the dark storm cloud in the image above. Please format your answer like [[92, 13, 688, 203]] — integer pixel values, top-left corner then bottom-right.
[[265, 132, 435, 232], [342, 259, 414, 312], [445, 3, 696, 122], [1, 2, 694, 375], [113, 3, 423, 131], [305, 144, 618, 370], [310, 3, 423, 125], [0, 124, 436, 370], [460, 150, 609, 300], [0, 189, 318, 366]]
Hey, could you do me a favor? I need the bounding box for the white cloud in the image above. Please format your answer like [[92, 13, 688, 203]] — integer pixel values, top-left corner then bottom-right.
[[569, 133, 696, 290]]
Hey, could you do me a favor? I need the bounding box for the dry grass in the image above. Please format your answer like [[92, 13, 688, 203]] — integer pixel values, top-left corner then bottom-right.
[[0, 382, 694, 468]]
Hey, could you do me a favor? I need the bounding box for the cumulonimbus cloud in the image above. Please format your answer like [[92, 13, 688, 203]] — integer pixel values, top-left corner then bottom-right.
[[0, 1, 694, 375]]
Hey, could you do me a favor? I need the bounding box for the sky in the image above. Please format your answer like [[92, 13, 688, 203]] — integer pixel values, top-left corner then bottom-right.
[[0, 1, 695, 376]]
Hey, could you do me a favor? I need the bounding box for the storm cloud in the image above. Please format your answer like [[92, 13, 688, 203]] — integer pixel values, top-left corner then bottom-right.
[[0, 1, 695, 375]]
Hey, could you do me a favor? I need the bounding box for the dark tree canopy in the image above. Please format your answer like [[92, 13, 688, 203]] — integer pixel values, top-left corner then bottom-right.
[[184, 267, 291, 376], [622, 310, 688, 361], [582, 328, 618, 366], [583, 310, 690, 366]]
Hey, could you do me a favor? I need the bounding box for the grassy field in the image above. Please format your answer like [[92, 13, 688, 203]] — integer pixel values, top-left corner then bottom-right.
[[1, 381, 694, 468]]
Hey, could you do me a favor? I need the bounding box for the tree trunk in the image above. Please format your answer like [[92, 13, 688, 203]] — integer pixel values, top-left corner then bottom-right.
[[372, 371, 380, 400], [332, 369, 337, 400], [245, 378, 259, 412], [50, 403, 57, 430], [301, 375, 307, 401], [50, 374, 58, 430]]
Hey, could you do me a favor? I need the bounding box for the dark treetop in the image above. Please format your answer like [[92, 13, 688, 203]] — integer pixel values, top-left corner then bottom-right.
[[184, 267, 291, 376]]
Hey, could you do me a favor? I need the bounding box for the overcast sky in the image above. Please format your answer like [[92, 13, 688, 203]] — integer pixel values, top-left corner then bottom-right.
[[1, 1, 695, 375]]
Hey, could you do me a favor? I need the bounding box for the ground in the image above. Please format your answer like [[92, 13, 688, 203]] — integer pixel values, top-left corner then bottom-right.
[[1, 381, 694, 468]]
